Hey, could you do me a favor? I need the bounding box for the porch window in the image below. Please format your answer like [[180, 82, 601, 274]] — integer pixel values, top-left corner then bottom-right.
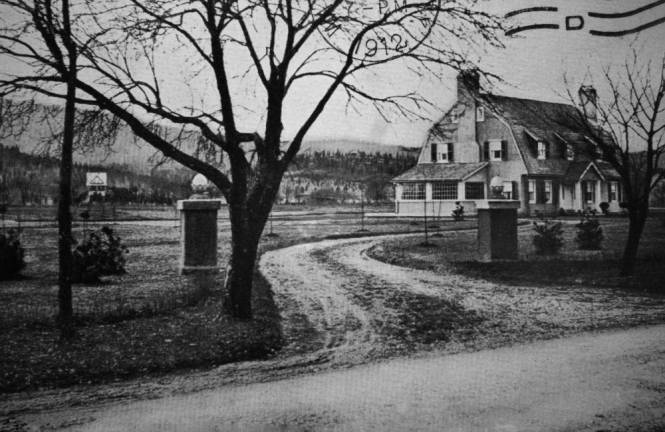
[[502, 181, 513, 199], [465, 182, 485, 199], [584, 181, 596, 203], [401, 183, 425, 200], [609, 182, 618, 202], [528, 180, 536, 203], [544, 180, 553, 203], [432, 181, 458, 200]]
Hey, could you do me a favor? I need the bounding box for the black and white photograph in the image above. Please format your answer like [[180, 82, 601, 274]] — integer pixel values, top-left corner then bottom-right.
[[1, 0, 665, 430]]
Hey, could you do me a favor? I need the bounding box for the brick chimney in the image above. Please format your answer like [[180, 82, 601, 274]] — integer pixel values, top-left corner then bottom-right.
[[457, 69, 481, 98], [578, 85, 597, 122]]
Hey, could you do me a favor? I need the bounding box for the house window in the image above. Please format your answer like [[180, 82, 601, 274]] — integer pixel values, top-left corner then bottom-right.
[[489, 140, 503, 161], [401, 183, 425, 200], [609, 182, 618, 202], [528, 179, 536, 203], [431, 143, 453, 163], [566, 144, 575, 161], [544, 180, 553, 203], [537, 142, 548, 160], [502, 181, 513, 199], [450, 112, 459, 123], [584, 181, 596, 202], [465, 182, 485, 199], [476, 106, 485, 122], [432, 181, 458, 200]]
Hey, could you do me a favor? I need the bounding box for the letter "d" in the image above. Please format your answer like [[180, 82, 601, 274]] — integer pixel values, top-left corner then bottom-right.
[[566, 15, 584, 30]]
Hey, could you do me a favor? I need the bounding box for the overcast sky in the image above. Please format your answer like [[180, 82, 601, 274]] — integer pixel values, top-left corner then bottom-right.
[[302, 0, 665, 146], [2, 0, 664, 148]]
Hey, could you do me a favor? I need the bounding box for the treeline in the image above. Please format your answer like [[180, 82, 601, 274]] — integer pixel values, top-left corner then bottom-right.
[[289, 150, 417, 180], [280, 150, 418, 203], [0, 145, 191, 205]]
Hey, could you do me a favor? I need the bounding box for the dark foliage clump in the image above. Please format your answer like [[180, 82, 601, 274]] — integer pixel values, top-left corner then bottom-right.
[[0, 229, 25, 280], [576, 217, 604, 250], [533, 220, 564, 255], [72, 226, 128, 283], [599, 202, 610, 215]]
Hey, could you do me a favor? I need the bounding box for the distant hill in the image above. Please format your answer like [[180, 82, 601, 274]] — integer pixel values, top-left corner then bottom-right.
[[0, 145, 190, 206], [0, 100, 419, 204], [299, 139, 419, 156]]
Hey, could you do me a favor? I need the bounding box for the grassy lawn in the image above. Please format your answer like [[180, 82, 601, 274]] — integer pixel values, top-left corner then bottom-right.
[[364, 217, 665, 353], [368, 217, 665, 293], [0, 211, 436, 393]]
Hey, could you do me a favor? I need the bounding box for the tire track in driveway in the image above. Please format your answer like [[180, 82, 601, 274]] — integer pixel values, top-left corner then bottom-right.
[[260, 238, 383, 364]]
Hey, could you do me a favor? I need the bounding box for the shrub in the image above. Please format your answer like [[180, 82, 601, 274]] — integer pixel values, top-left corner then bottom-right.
[[72, 226, 128, 283], [0, 229, 25, 280], [533, 220, 564, 255], [557, 208, 567, 217], [599, 202, 610, 215], [575, 217, 604, 250]]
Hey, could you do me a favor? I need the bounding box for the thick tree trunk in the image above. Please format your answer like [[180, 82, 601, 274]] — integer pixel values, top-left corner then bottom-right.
[[620, 204, 648, 277], [222, 196, 273, 319], [57, 72, 76, 338]]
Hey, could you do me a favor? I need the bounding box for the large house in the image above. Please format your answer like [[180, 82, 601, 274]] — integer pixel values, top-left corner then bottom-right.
[[392, 71, 622, 216]]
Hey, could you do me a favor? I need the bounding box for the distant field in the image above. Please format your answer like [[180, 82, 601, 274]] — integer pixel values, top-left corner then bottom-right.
[[1, 203, 396, 223]]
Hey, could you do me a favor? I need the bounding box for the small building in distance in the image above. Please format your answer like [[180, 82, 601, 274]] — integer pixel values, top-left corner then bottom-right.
[[392, 71, 622, 217]]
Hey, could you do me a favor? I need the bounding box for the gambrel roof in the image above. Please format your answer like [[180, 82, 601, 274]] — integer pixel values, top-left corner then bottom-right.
[[483, 94, 603, 176]]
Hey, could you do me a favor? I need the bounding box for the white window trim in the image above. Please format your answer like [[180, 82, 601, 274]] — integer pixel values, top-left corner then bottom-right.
[[609, 181, 618, 202], [400, 183, 425, 201], [544, 180, 553, 204], [502, 181, 513, 199], [528, 179, 536, 204], [537, 142, 547, 160], [431, 181, 458, 200], [489, 140, 503, 161], [437, 143, 450, 164]]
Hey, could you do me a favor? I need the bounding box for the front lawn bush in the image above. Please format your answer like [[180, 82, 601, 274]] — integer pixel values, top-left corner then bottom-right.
[[0, 229, 25, 280], [599, 202, 610, 215], [575, 216, 604, 250], [72, 226, 128, 283], [533, 220, 564, 255]]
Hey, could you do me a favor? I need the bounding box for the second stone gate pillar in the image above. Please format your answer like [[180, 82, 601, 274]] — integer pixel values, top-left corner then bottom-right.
[[477, 200, 520, 262]]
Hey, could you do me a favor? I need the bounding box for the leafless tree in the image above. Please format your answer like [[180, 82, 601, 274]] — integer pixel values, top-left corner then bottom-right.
[[567, 50, 665, 276], [1, 0, 119, 337], [0, 0, 502, 318]]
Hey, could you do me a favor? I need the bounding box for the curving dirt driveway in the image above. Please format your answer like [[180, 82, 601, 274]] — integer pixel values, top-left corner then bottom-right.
[[5, 229, 665, 430], [262, 230, 665, 364]]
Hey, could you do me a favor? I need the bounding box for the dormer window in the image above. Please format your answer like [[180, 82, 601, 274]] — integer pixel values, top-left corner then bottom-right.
[[489, 140, 503, 161], [537, 141, 548, 160], [450, 111, 459, 123], [476, 107, 485, 122], [430, 143, 453, 163], [566, 144, 575, 161]]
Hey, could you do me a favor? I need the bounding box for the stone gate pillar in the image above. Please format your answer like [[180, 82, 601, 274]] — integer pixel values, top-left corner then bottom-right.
[[477, 200, 520, 262], [177, 199, 221, 274]]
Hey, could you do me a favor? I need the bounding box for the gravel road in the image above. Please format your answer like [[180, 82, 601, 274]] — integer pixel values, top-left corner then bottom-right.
[[29, 324, 665, 431]]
